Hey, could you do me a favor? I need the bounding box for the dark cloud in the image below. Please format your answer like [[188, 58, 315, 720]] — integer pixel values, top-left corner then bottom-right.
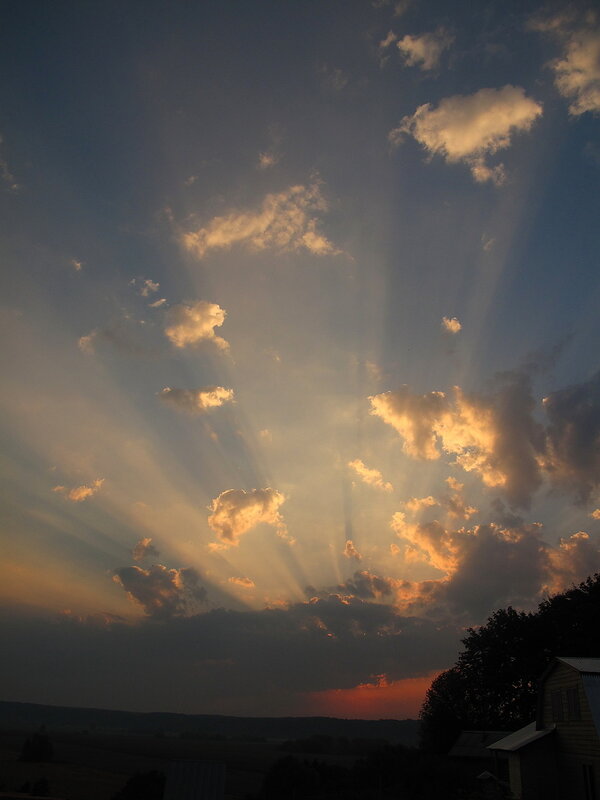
[[543, 371, 600, 501], [132, 538, 160, 562], [0, 598, 460, 716], [113, 565, 207, 620]]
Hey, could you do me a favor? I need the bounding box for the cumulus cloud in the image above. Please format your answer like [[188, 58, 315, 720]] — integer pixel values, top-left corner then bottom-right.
[[371, 371, 546, 507], [164, 300, 229, 351], [390, 85, 543, 184], [208, 488, 288, 548], [348, 458, 393, 492], [396, 28, 453, 71], [531, 13, 600, 115], [159, 386, 235, 414], [113, 564, 207, 620], [180, 182, 340, 259], [132, 537, 160, 561], [441, 316, 462, 334], [53, 478, 104, 503], [542, 371, 600, 500], [344, 540, 363, 561]]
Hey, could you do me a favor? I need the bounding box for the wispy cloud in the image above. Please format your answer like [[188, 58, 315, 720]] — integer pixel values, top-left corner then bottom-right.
[[391, 85, 543, 184], [52, 478, 105, 503], [348, 458, 393, 491], [179, 182, 340, 259], [396, 28, 453, 71], [530, 12, 600, 116], [159, 386, 234, 414]]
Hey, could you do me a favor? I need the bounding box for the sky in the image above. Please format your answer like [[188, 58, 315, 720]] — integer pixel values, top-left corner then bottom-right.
[[1, 0, 599, 720]]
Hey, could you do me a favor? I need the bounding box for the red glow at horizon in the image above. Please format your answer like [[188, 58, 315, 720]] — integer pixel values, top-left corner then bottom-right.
[[305, 672, 440, 719]]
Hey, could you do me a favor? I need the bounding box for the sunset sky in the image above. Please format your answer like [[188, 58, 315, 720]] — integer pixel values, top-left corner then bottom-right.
[[1, 0, 599, 719]]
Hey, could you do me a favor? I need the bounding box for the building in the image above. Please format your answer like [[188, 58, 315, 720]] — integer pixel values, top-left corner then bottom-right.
[[489, 656, 600, 800]]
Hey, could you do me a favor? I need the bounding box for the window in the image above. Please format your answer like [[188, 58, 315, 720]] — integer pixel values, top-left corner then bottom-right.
[[551, 690, 564, 721], [567, 686, 581, 720]]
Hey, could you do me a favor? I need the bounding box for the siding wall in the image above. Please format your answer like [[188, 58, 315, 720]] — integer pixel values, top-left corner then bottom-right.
[[540, 662, 600, 800]]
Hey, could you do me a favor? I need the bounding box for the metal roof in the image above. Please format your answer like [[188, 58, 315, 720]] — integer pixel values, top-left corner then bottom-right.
[[449, 730, 511, 758], [163, 761, 226, 800], [556, 657, 600, 673], [487, 722, 554, 752]]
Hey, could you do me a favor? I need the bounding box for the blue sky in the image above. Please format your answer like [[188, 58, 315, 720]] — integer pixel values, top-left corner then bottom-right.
[[1, 0, 599, 718]]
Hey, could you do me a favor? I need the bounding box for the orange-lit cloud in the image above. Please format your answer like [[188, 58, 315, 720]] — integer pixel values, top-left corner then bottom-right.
[[441, 316, 461, 334], [208, 488, 288, 548], [348, 458, 393, 491], [391, 85, 543, 184], [113, 564, 206, 620], [404, 495, 438, 514], [228, 576, 255, 589], [159, 386, 234, 414], [132, 537, 159, 562], [180, 182, 340, 258], [164, 300, 229, 350], [306, 672, 440, 719], [344, 540, 362, 561], [396, 28, 453, 70], [52, 478, 104, 503], [591, 509, 600, 520]]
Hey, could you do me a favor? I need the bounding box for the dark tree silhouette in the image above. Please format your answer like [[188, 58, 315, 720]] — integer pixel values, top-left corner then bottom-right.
[[19, 728, 53, 763], [112, 770, 165, 800], [420, 573, 600, 753]]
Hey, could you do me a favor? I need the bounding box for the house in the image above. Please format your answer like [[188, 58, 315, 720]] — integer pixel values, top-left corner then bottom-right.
[[489, 656, 600, 800]]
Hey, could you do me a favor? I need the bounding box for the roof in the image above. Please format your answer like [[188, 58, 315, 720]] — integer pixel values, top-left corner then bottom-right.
[[556, 657, 600, 674], [163, 761, 226, 800], [488, 722, 554, 752], [448, 730, 510, 758]]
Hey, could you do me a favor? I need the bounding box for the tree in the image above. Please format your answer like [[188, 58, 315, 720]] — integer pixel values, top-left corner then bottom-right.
[[420, 573, 600, 753], [19, 728, 53, 763]]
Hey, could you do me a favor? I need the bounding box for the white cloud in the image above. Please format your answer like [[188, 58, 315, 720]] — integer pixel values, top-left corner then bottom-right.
[[164, 300, 229, 351], [441, 316, 462, 334], [391, 85, 543, 184], [132, 537, 160, 561], [208, 488, 288, 548], [53, 478, 104, 503], [396, 28, 453, 71], [159, 386, 234, 414], [180, 182, 340, 259], [348, 458, 394, 492], [149, 298, 167, 308], [344, 540, 363, 561]]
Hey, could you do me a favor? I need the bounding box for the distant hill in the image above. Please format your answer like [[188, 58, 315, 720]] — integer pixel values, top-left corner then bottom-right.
[[0, 701, 420, 746]]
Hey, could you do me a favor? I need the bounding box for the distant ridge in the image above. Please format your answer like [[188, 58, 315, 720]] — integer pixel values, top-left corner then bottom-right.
[[0, 700, 419, 745]]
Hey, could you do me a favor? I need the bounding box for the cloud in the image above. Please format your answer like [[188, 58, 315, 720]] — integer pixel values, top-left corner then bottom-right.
[[78, 331, 97, 354], [70, 259, 83, 272], [371, 371, 546, 507], [344, 540, 363, 561], [541, 371, 600, 500], [391, 85, 543, 184], [52, 478, 104, 503], [179, 182, 340, 258], [159, 386, 235, 414], [404, 495, 439, 514], [149, 298, 167, 308], [164, 300, 229, 351], [531, 13, 600, 115], [208, 488, 288, 548], [113, 564, 207, 620], [591, 509, 600, 520], [441, 316, 461, 334], [333, 570, 397, 600], [258, 151, 280, 169], [132, 537, 160, 562], [228, 576, 255, 589], [396, 28, 453, 71], [348, 458, 393, 492]]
